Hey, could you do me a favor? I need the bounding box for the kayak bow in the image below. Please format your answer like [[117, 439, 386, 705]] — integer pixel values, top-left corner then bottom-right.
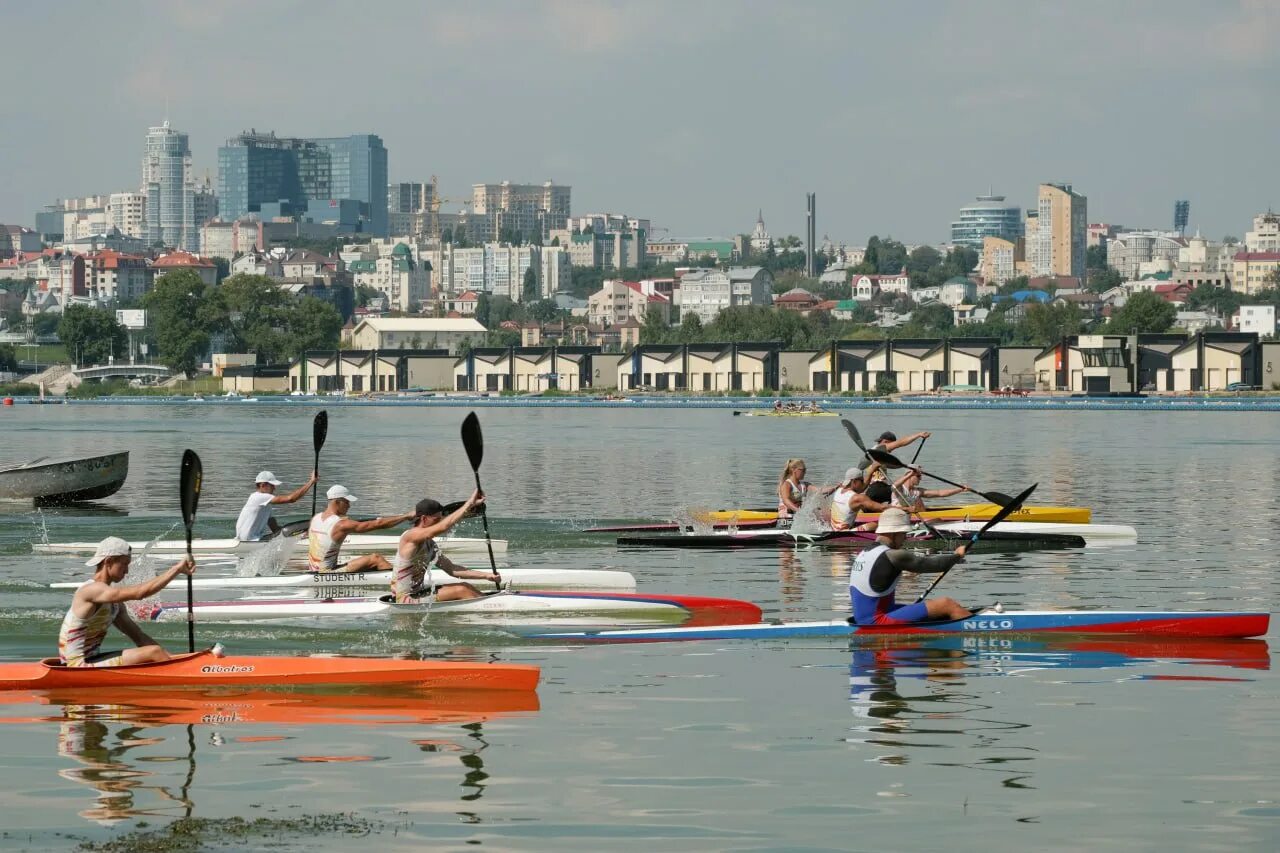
[[51, 567, 637, 592]]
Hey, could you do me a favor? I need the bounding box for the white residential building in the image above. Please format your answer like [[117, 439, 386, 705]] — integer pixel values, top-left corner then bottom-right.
[[1244, 212, 1280, 253], [428, 243, 554, 301], [587, 280, 671, 327], [679, 266, 773, 324], [1106, 230, 1185, 279], [348, 243, 430, 312], [1237, 304, 1277, 337], [939, 277, 978, 307], [540, 245, 571, 297], [344, 317, 486, 353], [108, 192, 147, 238]]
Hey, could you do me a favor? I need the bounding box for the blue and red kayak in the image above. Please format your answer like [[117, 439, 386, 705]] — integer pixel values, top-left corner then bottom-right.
[[523, 610, 1270, 642]]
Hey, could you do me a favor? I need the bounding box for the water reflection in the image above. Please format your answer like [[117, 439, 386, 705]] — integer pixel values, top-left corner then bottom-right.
[[0, 687, 539, 826], [846, 637, 1269, 786]]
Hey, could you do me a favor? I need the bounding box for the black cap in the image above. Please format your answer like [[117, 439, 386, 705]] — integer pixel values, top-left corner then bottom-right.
[[414, 498, 444, 518], [877, 431, 897, 442]]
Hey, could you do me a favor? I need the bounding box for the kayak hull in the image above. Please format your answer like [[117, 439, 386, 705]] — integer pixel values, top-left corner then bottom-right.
[[32, 534, 505, 557], [0, 649, 540, 691], [617, 528, 1086, 549], [524, 611, 1270, 642], [147, 591, 763, 626], [51, 567, 636, 592], [588, 503, 1092, 532]]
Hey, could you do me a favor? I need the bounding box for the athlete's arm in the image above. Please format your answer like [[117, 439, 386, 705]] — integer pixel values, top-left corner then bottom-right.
[[271, 472, 320, 505], [80, 558, 195, 605], [112, 607, 160, 648], [436, 552, 498, 581], [336, 512, 415, 538]]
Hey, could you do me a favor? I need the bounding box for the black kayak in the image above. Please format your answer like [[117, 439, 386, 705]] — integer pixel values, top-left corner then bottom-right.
[[616, 528, 1087, 550]]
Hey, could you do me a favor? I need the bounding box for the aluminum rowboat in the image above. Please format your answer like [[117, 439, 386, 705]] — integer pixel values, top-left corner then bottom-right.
[[0, 451, 129, 504], [523, 610, 1270, 642], [32, 534, 505, 557], [0, 649, 540, 691], [50, 567, 636, 592], [146, 591, 764, 625], [617, 528, 1086, 549]]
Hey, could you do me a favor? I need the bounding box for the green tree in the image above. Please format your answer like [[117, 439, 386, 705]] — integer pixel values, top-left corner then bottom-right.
[[522, 266, 538, 302], [901, 302, 954, 336], [0, 344, 16, 372], [997, 275, 1031, 295], [1024, 301, 1082, 345], [219, 274, 290, 362], [640, 304, 670, 344], [528, 299, 561, 323], [474, 293, 491, 327], [142, 269, 221, 377], [284, 298, 343, 359], [1106, 290, 1176, 334], [59, 304, 129, 366], [1087, 266, 1124, 293], [1184, 283, 1242, 317], [1086, 244, 1109, 270], [905, 246, 943, 282]]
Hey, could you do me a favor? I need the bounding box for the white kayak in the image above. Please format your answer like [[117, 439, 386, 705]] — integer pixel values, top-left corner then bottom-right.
[[32, 534, 505, 558], [928, 520, 1136, 542], [51, 567, 635, 592], [142, 590, 755, 624]]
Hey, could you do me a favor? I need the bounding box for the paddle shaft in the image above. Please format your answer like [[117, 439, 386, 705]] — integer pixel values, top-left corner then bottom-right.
[[470, 470, 501, 591], [915, 482, 1037, 602], [460, 413, 501, 591], [866, 447, 1013, 507]]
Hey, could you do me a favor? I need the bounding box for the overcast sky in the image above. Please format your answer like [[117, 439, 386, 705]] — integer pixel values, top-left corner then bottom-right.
[[2, 1, 1276, 244]]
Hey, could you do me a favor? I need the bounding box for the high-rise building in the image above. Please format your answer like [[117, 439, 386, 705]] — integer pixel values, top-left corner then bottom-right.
[[951, 193, 1022, 249], [1244, 212, 1280, 253], [218, 131, 388, 236], [471, 181, 570, 241], [1031, 183, 1087, 279], [142, 121, 197, 251], [107, 192, 147, 238], [805, 193, 816, 277], [980, 236, 1027, 286]]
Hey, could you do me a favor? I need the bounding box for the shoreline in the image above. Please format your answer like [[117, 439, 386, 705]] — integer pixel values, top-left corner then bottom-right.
[[7, 394, 1280, 411]]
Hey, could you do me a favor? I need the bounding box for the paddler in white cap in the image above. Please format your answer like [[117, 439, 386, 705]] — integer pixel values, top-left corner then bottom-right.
[[58, 537, 195, 667], [848, 508, 970, 626], [307, 484, 416, 574], [234, 468, 319, 542], [829, 468, 891, 531]]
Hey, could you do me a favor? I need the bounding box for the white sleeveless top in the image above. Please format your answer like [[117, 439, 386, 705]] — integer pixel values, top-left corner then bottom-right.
[[849, 544, 896, 598], [390, 538, 440, 602], [777, 478, 809, 517], [307, 512, 343, 570], [59, 600, 120, 665], [830, 487, 858, 528]]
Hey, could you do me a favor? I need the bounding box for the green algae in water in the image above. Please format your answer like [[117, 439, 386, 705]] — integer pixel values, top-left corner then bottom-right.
[[77, 813, 379, 852]]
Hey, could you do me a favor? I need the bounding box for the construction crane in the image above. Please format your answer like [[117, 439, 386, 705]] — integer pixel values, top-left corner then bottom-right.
[[429, 175, 472, 240]]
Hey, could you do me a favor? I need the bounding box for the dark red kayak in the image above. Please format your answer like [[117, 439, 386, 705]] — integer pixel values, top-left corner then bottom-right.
[[616, 528, 1086, 550]]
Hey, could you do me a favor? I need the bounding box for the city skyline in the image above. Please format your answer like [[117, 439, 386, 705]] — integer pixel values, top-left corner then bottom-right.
[[2, 1, 1277, 243]]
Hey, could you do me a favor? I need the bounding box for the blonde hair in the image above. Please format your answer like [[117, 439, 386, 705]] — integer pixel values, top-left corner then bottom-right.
[[780, 458, 807, 485]]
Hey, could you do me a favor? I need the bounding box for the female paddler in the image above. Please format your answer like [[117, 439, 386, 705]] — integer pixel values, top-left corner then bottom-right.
[[776, 459, 814, 521]]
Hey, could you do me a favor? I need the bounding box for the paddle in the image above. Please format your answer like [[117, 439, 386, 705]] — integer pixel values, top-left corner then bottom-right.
[[916, 482, 1037, 603], [311, 410, 328, 517], [179, 449, 202, 654], [909, 433, 927, 465], [461, 412, 502, 592], [865, 448, 1016, 507]]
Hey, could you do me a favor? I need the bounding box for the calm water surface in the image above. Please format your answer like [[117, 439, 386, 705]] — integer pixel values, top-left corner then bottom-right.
[[0, 404, 1276, 851]]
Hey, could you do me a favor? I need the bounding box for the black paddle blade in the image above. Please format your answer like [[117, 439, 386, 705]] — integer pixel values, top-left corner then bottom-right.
[[840, 419, 867, 452], [179, 450, 202, 530], [976, 483, 1038, 535], [867, 447, 905, 469], [982, 491, 1016, 507], [461, 412, 484, 472], [313, 410, 329, 452]]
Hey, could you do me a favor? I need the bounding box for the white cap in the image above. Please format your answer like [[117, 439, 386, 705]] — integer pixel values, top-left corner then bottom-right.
[[86, 536, 132, 567], [842, 467, 864, 485], [326, 484, 357, 502], [255, 470, 283, 486], [875, 508, 913, 535]]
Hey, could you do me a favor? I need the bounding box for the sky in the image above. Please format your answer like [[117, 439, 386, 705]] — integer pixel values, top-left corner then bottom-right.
[[1, 1, 1277, 245]]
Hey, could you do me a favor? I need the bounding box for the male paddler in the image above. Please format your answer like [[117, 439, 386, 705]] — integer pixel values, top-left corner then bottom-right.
[[58, 537, 195, 667], [308, 484, 415, 573], [235, 469, 319, 542], [848, 508, 970, 625], [858, 430, 931, 482], [829, 468, 891, 531], [391, 491, 499, 603]]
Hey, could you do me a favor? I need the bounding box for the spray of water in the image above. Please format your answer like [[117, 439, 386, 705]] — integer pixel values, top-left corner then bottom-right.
[[236, 536, 299, 577], [789, 494, 831, 536], [28, 509, 50, 546]]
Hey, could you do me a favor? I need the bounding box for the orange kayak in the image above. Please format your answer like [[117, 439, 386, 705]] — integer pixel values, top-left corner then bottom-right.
[[0, 649, 540, 692], [0, 685, 541, 725]]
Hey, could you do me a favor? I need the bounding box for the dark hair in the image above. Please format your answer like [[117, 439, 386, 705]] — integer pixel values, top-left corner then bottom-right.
[[877, 431, 897, 443], [865, 482, 892, 504], [414, 498, 444, 519]]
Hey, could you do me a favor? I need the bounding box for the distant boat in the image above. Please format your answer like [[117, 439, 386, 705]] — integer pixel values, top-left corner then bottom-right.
[[0, 451, 129, 505]]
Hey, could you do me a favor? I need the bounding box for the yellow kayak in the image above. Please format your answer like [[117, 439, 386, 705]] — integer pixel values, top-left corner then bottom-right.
[[697, 504, 1092, 525], [733, 410, 838, 417]]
